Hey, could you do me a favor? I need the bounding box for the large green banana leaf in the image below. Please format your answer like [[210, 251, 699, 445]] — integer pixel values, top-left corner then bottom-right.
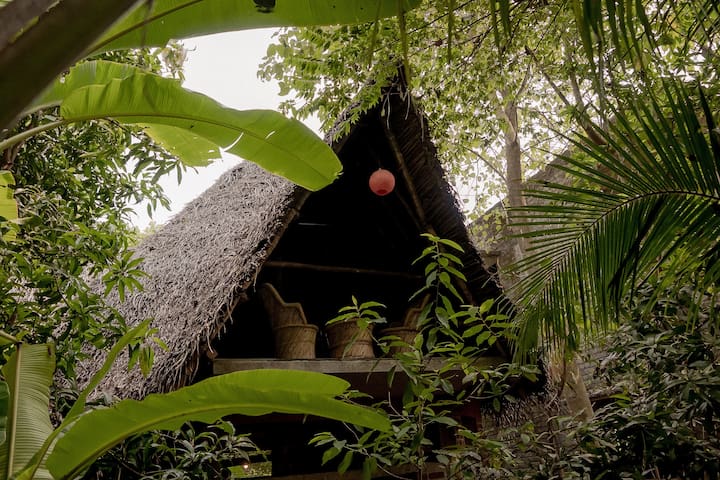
[[0, 382, 8, 447], [0, 344, 55, 480], [0, 171, 17, 242], [30, 61, 140, 113], [47, 369, 389, 480], [94, 0, 422, 52], [1, 0, 421, 137], [0, 334, 14, 448], [21, 61, 341, 191]]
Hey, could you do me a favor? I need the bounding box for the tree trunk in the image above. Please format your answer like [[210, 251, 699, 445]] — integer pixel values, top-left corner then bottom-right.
[[503, 99, 524, 212], [501, 97, 527, 268], [0, 0, 58, 48], [501, 94, 594, 420]]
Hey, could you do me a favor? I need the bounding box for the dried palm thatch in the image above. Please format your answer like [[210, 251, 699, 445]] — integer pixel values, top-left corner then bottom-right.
[[78, 80, 502, 399], [76, 162, 304, 398]]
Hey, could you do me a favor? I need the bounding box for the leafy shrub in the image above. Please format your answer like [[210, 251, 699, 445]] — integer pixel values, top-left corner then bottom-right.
[[84, 420, 261, 480], [528, 283, 720, 479], [312, 234, 536, 479]]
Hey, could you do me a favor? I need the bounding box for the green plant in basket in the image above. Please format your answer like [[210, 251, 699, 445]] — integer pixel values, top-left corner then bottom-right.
[[325, 297, 386, 359], [326, 297, 387, 329]]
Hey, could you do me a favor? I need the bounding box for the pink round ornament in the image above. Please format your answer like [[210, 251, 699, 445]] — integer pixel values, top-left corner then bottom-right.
[[369, 168, 395, 196]]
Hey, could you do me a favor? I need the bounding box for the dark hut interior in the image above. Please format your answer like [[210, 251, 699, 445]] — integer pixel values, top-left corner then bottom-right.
[[216, 116, 431, 360]]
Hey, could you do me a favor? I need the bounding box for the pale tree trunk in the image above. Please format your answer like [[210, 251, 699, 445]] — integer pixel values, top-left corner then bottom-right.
[[503, 99, 524, 213], [500, 95, 527, 268], [499, 92, 594, 420], [560, 354, 594, 421]]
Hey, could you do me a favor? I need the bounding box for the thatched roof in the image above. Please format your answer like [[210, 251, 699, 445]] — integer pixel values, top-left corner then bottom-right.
[[80, 81, 503, 399]]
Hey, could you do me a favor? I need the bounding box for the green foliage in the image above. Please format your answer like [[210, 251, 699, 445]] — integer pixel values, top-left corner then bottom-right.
[[84, 420, 260, 480], [312, 235, 535, 479], [523, 283, 720, 479], [0, 324, 390, 480], [326, 297, 386, 328], [0, 172, 16, 241], [0, 111, 175, 379], [259, 1, 594, 213]]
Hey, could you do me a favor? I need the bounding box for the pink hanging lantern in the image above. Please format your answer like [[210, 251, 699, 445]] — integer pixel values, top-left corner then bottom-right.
[[369, 168, 395, 196]]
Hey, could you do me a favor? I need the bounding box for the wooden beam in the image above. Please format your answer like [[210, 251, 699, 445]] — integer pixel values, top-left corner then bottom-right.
[[382, 119, 432, 231], [381, 117, 476, 305], [263, 260, 421, 280], [213, 357, 504, 376]]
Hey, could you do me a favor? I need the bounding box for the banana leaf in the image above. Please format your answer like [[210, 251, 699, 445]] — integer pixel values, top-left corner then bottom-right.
[[0, 344, 55, 480], [94, 0, 422, 52], [17, 61, 341, 191], [0, 382, 8, 446], [47, 369, 389, 480], [0, 171, 17, 242]]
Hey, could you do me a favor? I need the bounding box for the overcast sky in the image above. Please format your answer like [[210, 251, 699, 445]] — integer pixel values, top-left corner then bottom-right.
[[131, 29, 320, 229]]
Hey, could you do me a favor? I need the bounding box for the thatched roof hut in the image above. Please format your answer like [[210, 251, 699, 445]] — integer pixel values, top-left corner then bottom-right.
[[80, 79, 503, 400]]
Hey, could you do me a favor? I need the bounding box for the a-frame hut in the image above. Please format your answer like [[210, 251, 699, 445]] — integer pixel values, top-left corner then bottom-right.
[[80, 79, 506, 478]]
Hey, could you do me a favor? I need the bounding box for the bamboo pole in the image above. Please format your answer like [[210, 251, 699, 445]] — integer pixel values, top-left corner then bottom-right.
[[264, 260, 420, 280]]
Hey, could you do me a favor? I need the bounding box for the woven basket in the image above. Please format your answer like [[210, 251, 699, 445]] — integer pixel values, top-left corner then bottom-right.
[[380, 326, 418, 354], [326, 321, 375, 359], [273, 324, 318, 359]]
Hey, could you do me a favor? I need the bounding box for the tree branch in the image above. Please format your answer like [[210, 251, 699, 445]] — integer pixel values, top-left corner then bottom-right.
[[525, 45, 607, 146]]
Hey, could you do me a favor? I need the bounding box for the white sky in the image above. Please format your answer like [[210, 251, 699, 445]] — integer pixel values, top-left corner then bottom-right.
[[131, 29, 320, 229]]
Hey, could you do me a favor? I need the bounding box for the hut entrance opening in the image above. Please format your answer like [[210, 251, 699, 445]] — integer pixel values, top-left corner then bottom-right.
[[215, 116, 431, 360]]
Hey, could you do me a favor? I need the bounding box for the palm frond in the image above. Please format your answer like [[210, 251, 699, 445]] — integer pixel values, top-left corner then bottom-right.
[[509, 80, 720, 355]]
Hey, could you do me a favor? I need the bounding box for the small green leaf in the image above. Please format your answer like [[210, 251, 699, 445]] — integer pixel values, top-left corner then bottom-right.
[[437, 238, 464, 252], [432, 416, 458, 427], [322, 447, 341, 466], [479, 299, 495, 315], [338, 451, 353, 474]]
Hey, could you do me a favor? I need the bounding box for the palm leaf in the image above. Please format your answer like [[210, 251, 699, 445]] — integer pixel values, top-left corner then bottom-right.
[[509, 80, 720, 354]]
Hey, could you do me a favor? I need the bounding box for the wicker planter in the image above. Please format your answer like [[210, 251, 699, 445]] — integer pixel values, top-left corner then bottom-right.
[[325, 321, 375, 359], [380, 326, 418, 354], [273, 324, 319, 359]]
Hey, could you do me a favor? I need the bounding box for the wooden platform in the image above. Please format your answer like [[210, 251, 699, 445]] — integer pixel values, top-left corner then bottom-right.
[[213, 357, 504, 399]]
